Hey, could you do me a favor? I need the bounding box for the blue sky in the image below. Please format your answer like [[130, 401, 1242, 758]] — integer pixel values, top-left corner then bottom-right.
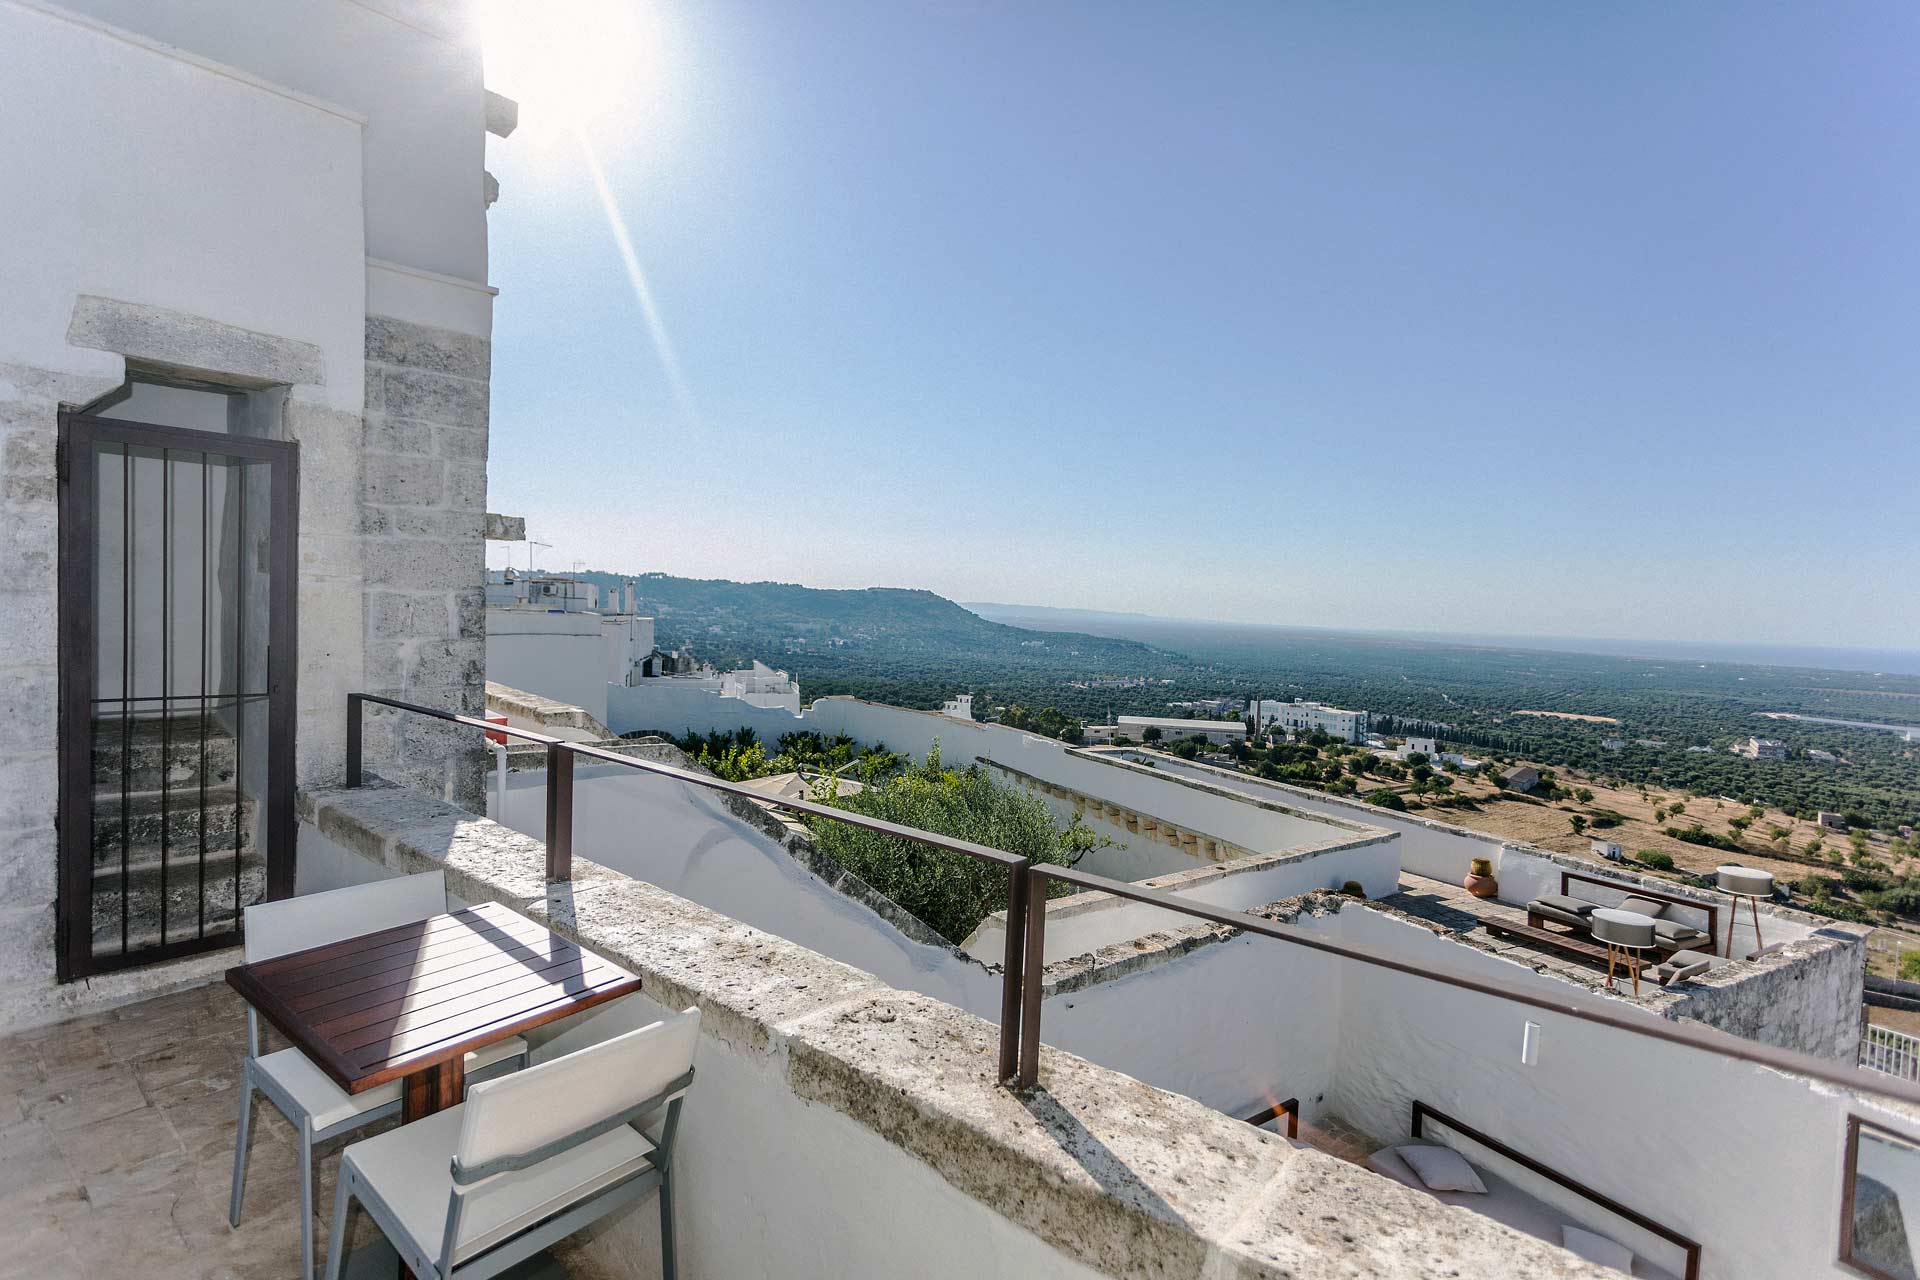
[[480, 2, 1919, 649]]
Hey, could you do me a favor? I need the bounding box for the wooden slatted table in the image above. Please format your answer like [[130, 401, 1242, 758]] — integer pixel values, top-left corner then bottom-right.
[[227, 900, 642, 1122]]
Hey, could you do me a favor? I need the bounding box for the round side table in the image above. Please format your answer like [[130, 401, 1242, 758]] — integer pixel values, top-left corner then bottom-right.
[[1716, 865, 1775, 958], [1591, 908, 1657, 996]]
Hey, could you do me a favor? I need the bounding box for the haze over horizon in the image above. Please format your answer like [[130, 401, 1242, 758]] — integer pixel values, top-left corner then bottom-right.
[[479, 1, 1920, 651]]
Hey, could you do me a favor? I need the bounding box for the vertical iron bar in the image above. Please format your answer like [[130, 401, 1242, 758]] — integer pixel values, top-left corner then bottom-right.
[[119, 444, 131, 956], [997, 859, 1030, 1083], [1016, 865, 1048, 1089], [233, 464, 245, 927], [198, 454, 209, 936], [545, 744, 573, 882], [159, 449, 169, 945], [345, 695, 364, 787]]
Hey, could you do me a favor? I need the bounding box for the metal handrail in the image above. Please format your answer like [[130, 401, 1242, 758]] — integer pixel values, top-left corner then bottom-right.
[[344, 693, 1032, 1081], [1014, 862, 1920, 1114]]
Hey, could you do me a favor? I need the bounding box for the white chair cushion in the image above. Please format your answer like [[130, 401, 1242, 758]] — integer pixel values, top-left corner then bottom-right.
[[345, 1104, 655, 1263], [254, 1037, 527, 1133]]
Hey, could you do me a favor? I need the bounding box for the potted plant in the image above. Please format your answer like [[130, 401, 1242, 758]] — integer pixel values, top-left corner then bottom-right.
[[1464, 856, 1498, 899]]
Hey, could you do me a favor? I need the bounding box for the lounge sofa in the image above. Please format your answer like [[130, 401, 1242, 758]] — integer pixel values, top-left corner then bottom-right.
[[1527, 891, 1712, 958]]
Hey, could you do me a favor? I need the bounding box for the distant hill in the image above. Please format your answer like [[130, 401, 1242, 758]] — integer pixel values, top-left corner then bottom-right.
[[576, 572, 1178, 703]]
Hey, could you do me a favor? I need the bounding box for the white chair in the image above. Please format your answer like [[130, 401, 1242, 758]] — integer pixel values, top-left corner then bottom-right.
[[323, 1006, 701, 1280], [228, 871, 530, 1280]]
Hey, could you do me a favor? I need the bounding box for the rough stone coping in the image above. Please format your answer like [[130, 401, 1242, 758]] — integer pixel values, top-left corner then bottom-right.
[[297, 784, 1615, 1280], [966, 828, 1393, 961], [1040, 892, 1350, 999], [66, 293, 325, 388], [483, 681, 612, 737], [297, 783, 628, 908]]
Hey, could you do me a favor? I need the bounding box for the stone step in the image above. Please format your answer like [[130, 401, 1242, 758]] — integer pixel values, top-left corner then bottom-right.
[[91, 718, 239, 794], [89, 850, 264, 953], [90, 786, 253, 864]]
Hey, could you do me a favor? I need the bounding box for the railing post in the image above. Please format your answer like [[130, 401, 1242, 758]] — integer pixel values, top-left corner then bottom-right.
[[345, 694, 363, 788], [1015, 865, 1048, 1089], [997, 860, 1030, 1084], [545, 744, 573, 882]]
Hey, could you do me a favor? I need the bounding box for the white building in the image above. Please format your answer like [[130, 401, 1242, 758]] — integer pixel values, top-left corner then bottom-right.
[[1740, 736, 1788, 761], [1399, 736, 1438, 758], [0, 0, 513, 1016], [1118, 715, 1247, 745], [1257, 698, 1371, 743], [940, 693, 975, 721]]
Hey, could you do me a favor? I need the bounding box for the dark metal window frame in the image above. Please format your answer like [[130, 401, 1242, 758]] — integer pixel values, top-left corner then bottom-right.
[[1840, 1112, 1920, 1280], [56, 410, 299, 981]]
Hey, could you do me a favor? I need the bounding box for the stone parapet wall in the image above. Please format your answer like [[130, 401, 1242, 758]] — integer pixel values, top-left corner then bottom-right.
[[296, 783, 1616, 1280]]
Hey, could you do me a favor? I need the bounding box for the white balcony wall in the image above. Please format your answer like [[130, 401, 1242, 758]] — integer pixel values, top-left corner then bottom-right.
[[488, 764, 1002, 1018]]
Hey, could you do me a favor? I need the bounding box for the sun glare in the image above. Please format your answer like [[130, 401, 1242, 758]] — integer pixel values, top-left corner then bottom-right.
[[476, 0, 668, 130]]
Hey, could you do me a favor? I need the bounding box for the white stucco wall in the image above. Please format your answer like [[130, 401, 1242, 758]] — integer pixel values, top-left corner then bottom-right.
[[1040, 926, 1346, 1126], [486, 611, 612, 727], [1039, 894, 1902, 1280], [533, 989, 1115, 1280], [52, 0, 490, 286], [0, 0, 369, 411], [489, 764, 1002, 1017]]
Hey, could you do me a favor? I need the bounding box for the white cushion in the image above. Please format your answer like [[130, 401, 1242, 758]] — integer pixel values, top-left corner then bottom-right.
[[254, 1037, 527, 1133], [344, 1103, 656, 1263], [1563, 1224, 1635, 1271], [1396, 1143, 1487, 1194]]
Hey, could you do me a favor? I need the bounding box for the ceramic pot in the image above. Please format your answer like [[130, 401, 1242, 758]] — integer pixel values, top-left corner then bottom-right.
[[1464, 857, 1498, 899]]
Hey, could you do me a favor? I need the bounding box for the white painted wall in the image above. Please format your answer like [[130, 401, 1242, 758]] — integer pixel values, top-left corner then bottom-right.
[[488, 765, 1001, 1018], [485, 610, 611, 726], [56, 0, 490, 286], [0, 0, 369, 410], [964, 839, 1400, 966], [1041, 895, 1901, 1280], [1040, 929, 1345, 1126], [526, 991, 1112, 1280]]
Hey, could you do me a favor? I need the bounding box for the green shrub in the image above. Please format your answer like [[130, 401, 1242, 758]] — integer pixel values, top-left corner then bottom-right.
[[1364, 788, 1407, 812], [1843, 868, 1890, 894], [1340, 880, 1365, 898], [1899, 951, 1920, 983], [1638, 851, 1675, 871], [1868, 888, 1920, 917], [805, 746, 1095, 944]]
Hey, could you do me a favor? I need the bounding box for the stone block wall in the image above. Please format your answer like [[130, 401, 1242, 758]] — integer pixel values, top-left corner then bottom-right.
[[359, 315, 491, 809], [0, 362, 117, 1020]]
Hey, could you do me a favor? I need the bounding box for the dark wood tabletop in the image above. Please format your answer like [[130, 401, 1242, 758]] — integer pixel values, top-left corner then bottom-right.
[[227, 900, 641, 1121]]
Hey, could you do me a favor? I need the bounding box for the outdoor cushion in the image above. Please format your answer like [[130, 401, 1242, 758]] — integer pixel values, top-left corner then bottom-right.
[[1397, 1143, 1487, 1194], [1652, 918, 1707, 945], [1618, 894, 1671, 919], [1658, 954, 1714, 984], [1562, 1224, 1635, 1271], [1534, 894, 1596, 916]]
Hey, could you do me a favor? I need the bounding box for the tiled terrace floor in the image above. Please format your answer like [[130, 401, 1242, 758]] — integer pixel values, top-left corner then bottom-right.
[[0, 983, 380, 1280]]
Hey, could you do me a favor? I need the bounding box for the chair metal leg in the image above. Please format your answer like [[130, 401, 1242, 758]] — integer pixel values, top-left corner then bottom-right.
[[658, 1167, 677, 1280], [322, 1167, 354, 1280], [299, 1128, 316, 1280], [228, 1066, 254, 1227]]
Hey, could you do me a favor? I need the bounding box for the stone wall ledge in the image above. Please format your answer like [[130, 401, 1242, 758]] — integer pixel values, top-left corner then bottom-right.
[[297, 782, 1616, 1280]]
